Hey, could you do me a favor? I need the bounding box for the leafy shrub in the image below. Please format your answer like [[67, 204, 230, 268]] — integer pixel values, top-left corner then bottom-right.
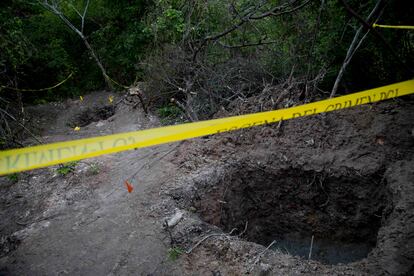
[[157, 104, 184, 125], [57, 161, 78, 176], [157, 104, 182, 118]]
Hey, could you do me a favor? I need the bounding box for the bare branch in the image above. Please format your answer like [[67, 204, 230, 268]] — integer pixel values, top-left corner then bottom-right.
[[338, 0, 412, 76], [193, 0, 312, 61], [250, 0, 311, 20], [39, 0, 112, 88], [0, 107, 43, 144], [81, 0, 90, 34], [69, 4, 83, 19], [331, 0, 385, 97], [40, 0, 84, 37], [218, 40, 278, 49]]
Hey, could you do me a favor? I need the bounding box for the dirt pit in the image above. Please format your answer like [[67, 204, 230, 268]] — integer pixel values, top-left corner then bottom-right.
[[68, 105, 115, 127], [193, 163, 387, 265]]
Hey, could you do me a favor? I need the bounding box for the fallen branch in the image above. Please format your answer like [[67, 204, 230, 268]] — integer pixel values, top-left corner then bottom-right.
[[186, 228, 237, 254], [308, 235, 314, 259], [238, 221, 249, 237], [249, 240, 277, 272]]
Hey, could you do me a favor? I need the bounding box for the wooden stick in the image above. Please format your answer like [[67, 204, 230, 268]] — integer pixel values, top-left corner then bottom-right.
[[308, 235, 314, 260]]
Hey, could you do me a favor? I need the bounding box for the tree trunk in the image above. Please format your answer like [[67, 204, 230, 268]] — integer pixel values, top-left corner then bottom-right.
[[82, 37, 113, 89], [331, 0, 384, 97], [40, 1, 113, 89]]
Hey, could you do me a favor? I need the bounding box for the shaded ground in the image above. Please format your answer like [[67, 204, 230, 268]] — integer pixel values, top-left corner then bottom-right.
[[0, 91, 413, 275], [0, 92, 182, 275]]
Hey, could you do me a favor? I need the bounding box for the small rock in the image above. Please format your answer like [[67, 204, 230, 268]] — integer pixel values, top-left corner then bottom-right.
[[166, 210, 184, 228], [96, 121, 105, 127], [259, 263, 272, 276]]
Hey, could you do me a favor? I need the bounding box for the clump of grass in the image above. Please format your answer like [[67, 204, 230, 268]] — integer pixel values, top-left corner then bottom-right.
[[87, 163, 100, 175], [7, 173, 19, 183], [167, 246, 184, 261], [157, 104, 184, 125], [57, 161, 78, 176]]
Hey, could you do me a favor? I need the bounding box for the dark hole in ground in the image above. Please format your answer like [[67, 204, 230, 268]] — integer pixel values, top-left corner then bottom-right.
[[194, 165, 387, 265], [68, 105, 115, 127]]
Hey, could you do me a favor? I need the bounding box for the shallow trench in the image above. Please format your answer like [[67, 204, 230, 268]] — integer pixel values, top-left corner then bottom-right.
[[193, 164, 387, 265], [68, 105, 115, 127]]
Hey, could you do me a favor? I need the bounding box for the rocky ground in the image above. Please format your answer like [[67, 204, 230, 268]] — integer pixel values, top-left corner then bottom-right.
[[0, 90, 413, 275]]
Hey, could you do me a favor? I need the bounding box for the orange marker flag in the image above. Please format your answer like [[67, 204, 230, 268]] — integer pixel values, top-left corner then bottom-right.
[[125, 180, 134, 193]]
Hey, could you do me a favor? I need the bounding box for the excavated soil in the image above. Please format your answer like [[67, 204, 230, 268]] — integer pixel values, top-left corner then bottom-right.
[[0, 90, 413, 275], [165, 96, 414, 275], [68, 105, 116, 127]]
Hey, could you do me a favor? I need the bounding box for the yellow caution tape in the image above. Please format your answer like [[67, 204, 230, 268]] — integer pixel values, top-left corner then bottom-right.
[[1, 79, 413, 175], [0, 72, 73, 92], [372, 23, 414, 30]]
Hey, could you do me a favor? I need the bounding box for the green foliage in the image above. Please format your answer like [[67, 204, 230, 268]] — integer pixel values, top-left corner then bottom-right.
[[90, 1, 151, 84], [158, 104, 182, 118], [0, 1, 33, 84], [0, 0, 412, 107], [0, 0, 152, 102], [151, 0, 412, 96], [153, 7, 185, 41], [157, 104, 183, 124], [57, 161, 78, 176], [7, 173, 19, 183], [167, 246, 184, 261]]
